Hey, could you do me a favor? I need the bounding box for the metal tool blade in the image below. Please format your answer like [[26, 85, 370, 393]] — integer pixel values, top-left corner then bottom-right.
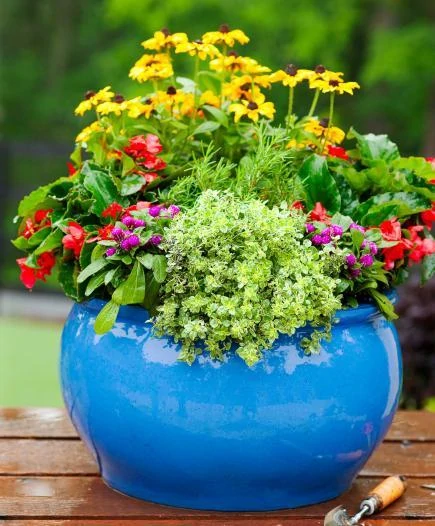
[[323, 505, 353, 526]]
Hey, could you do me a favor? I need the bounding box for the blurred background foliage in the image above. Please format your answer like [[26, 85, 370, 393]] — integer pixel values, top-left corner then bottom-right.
[[0, 0, 434, 407]]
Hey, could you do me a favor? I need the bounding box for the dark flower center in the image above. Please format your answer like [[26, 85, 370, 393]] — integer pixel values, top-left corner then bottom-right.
[[166, 86, 177, 95], [247, 102, 258, 110], [113, 94, 125, 103], [329, 79, 340, 87], [319, 118, 329, 128], [228, 50, 238, 58], [219, 24, 230, 33], [315, 64, 326, 73], [240, 83, 251, 91], [194, 39, 203, 44], [85, 90, 96, 100], [145, 98, 152, 104], [161, 27, 171, 37], [284, 64, 298, 76]]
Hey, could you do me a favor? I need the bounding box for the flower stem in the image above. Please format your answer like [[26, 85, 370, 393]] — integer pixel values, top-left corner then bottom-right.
[[321, 92, 335, 154], [286, 86, 294, 134], [307, 89, 320, 117]]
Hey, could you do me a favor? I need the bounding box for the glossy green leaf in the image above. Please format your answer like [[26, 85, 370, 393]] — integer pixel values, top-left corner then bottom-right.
[[422, 253, 435, 283], [58, 260, 80, 301], [355, 192, 431, 225], [298, 154, 341, 213], [94, 300, 120, 334], [34, 228, 64, 255], [112, 260, 145, 305], [202, 105, 229, 127], [369, 289, 398, 320], [192, 121, 220, 135], [143, 275, 161, 314], [120, 174, 144, 196], [348, 128, 400, 164], [152, 254, 167, 283], [121, 153, 136, 177], [85, 272, 106, 296], [137, 253, 154, 269], [83, 164, 124, 215], [77, 258, 109, 283]]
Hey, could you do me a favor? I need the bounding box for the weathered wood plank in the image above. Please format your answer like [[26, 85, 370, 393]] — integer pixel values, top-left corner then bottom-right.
[[1, 439, 434, 477], [0, 408, 77, 439], [1, 409, 434, 442], [1, 521, 434, 526], [0, 476, 432, 519]]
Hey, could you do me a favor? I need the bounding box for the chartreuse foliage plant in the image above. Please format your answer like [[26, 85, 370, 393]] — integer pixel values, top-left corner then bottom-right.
[[154, 191, 342, 365], [12, 26, 435, 366]]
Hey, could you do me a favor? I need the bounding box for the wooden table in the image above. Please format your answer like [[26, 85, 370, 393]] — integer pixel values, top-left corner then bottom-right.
[[0, 408, 434, 525]]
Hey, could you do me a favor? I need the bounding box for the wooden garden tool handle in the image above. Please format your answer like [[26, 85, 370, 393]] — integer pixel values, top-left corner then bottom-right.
[[361, 476, 407, 515]]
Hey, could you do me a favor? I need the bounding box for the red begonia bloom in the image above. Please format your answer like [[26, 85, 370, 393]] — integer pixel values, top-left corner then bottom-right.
[[380, 218, 402, 241], [291, 200, 304, 210], [408, 225, 435, 263], [22, 209, 52, 239], [308, 202, 331, 223], [62, 221, 86, 257], [66, 162, 77, 176], [102, 202, 123, 219], [327, 145, 349, 161], [144, 134, 163, 154], [17, 251, 56, 289], [421, 203, 435, 229]]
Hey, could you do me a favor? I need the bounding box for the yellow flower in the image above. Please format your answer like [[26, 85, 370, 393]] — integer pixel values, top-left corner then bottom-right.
[[223, 81, 263, 102], [124, 97, 155, 119], [286, 138, 314, 150], [153, 87, 195, 117], [200, 90, 220, 107], [210, 52, 270, 74], [74, 86, 114, 116], [175, 40, 219, 60], [202, 25, 249, 47], [229, 92, 275, 123], [129, 53, 173, 83], [142, 29, 188, 51], [310, 76, 360, 95], [96, 101, 124, 116], [269, 65, 309, 88], [304, 118, 345, 144], [75, 121, 104, 143]]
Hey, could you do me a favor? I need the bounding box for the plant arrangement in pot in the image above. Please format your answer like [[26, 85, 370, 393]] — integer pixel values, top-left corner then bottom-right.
[[12, 26, 435, 511]]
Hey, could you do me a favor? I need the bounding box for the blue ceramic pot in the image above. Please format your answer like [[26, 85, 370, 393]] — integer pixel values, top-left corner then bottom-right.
[[60, 297, 402, 511]]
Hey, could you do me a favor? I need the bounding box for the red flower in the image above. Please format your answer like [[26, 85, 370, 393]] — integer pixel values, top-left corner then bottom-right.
[[98, 225, 113, 240], [380, 218, 402, 241], [17, 251, 56, 290], [291, 200, 305, 210], [139, 153, 166, 171], [22, 209, 52, 239], [407, 225, 435, 263], [124, 201, 152, 215], [421, 203, 435, 229], [327, 145, 349, 161], [308, 202, 331, 223], [66, 162, 77, 176], [144, 134, 163, 154], [124, 134, 163, 158], [102, 202, 123, 219], [62, 221, 86, 257]]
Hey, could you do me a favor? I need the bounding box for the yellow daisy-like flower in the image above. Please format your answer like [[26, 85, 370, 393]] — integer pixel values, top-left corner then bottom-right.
[[310, 76, 360, 95], [75, 121, 104, 143], [74, 86, 114, 116], [223, 81, 263, 102], [229, 92, 275, 123], [286, 138, 314, 150], [304, 118, 345, 144], [96, 101, 124, 116], [175, 40, 219, 60], [200, 90, 220, 107], [141, 29, 188, 51], [202, 25, 249, 47], [269, 65, 309, 88], [210, 52, 270, 74], [153, 87, 195, 117], [129, 53, 174, 83], [124, 97, 155, 119]]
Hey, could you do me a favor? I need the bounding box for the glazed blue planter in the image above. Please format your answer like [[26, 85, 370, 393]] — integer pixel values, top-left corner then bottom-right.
[[60, 297, 402, 511]]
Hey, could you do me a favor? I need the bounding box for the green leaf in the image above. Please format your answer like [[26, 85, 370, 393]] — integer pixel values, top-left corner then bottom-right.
[[120, 174, 144, 196], [422, 253, 435, 283], [137, 253, 154, 269], [121, 153, 137, 177], [143, 275, 161, 314], [77, 258, 109, 283], [34, 229, 64, 255], [85, 272, 106, 296], [355, 192, 431, 225], [348, 128, 400, 164], [91, 244, 107, 262], [104, 266, 121, 285], [58, 260, 81, 301], [330, 212, 354, 231], [82, 163, 125, 215], [192, 121, 220, 135], [11, 236, 30, 250], [94, 300, 120, 334], [152, 254, 167, 283], [202, 105, 229, 127], [18, 186, 51, 217], [298, 154, 341, 213], [369, 289, 398, 320], [351, 229, 365, 251], [112, 260, 145, 305]]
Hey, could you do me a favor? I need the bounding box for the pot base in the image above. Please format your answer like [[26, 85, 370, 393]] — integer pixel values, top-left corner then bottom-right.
[[102, 472, 351, 511]]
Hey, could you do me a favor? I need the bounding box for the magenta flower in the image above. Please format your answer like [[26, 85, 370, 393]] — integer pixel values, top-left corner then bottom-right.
[[369, 242, 378, 255], [345, 254, 357, 266], [312, 234, 323, 245], [148, 205, 161, 217], [169, 204, 180, 217], [359, 254, 374, 267], [106, 247, 116, 257], [122, 216, 136, 228], [149, 234, 163, 246], [350, 268, 362, 278], [111, 227, 125, 241], [350, 223, 365, 233], [306, 223, 316, 233], [331, 224, 343, 237]]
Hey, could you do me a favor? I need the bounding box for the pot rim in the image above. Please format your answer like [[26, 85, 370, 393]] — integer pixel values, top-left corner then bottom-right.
[[78, 290, 397, 325]]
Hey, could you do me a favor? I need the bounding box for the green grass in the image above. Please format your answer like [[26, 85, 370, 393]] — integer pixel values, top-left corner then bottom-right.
[[0, 317, 64, 407]]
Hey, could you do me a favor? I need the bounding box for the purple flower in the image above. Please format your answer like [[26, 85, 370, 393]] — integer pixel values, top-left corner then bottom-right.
[[311, 234, 323, 245], [345, 254, 357, 266], [369, 242, 378, 255], [127, 234, 140, 248], [148, 205, 161, 218], [111, 227, 125, 241], [122, 216, 136, 228], [306, 223, 316, 234], [133, 218, 146, 228], [149, 234, 163, 246], [361, 240, 368, 249], [120, 238, 131, 251], [105, 247, 117, 257], [350, 268, 362, 278], [321, 234, 331, 244], [359, 254, 374, 267], [331, 224, 343, 237], [350, 222, 365, 233], [169, 204, 180, 217]]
